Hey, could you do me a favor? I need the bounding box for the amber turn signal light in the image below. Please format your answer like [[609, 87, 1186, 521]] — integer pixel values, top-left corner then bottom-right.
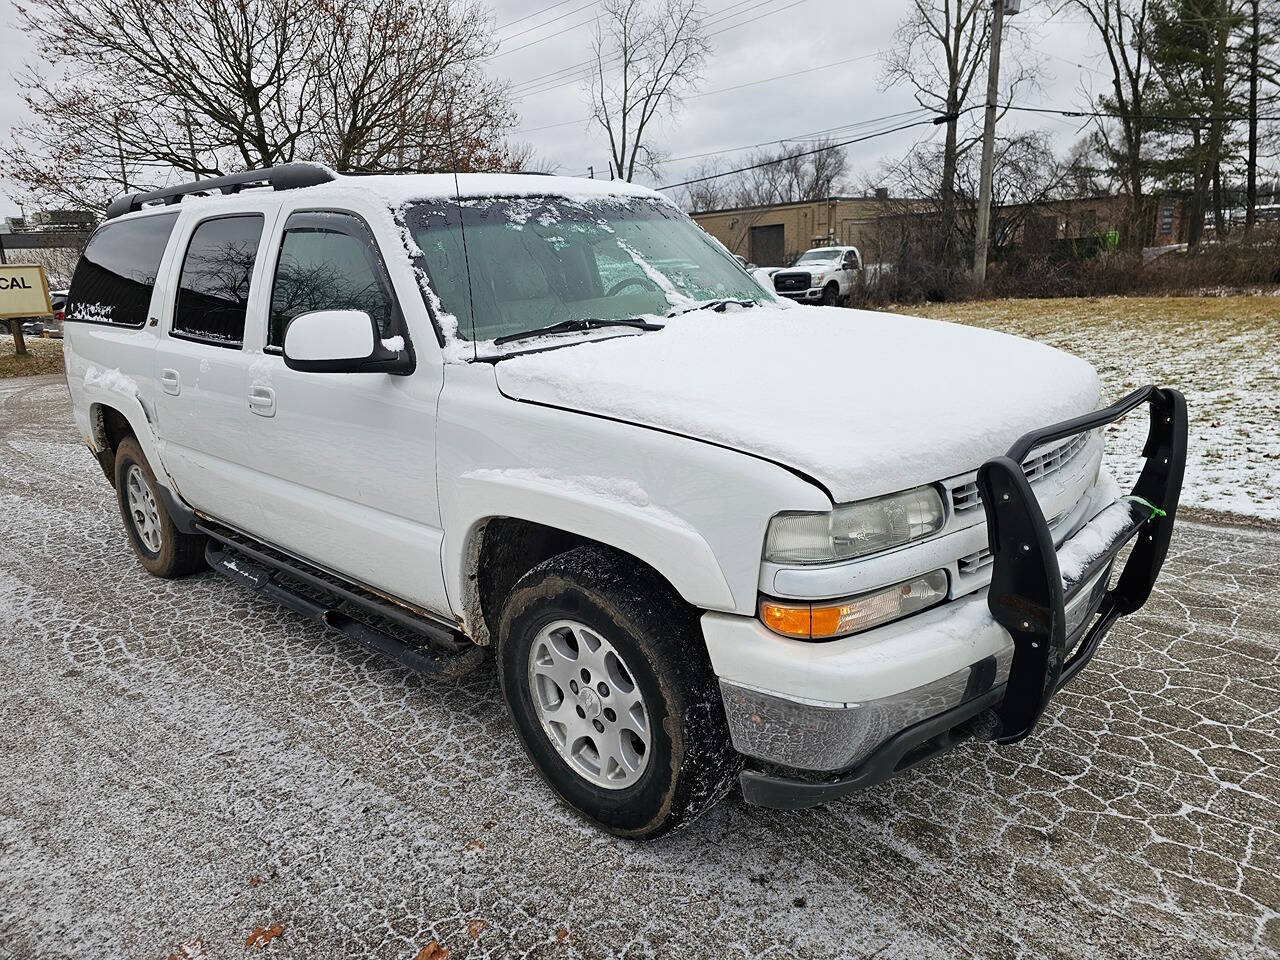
[[760, 570, 949, 640]]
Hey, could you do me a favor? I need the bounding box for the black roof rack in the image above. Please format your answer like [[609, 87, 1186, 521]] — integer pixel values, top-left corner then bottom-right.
[[104, 163, 336, 220]]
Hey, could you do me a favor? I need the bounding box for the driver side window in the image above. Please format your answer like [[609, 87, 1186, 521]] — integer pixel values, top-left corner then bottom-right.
[[268, 211, 397, 348]]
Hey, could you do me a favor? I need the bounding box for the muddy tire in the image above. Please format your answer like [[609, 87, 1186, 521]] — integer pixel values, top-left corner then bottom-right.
[[113, 437, 207, 578], [497, 545, 740, 839]]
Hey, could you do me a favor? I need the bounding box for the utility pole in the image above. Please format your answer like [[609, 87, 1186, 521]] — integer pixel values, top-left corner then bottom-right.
[[972, 0, 1019, 286]]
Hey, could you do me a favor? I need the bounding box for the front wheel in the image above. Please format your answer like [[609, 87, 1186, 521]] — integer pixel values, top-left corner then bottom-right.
[[497, 545, 740, 839], [821, 282, 840, 306]]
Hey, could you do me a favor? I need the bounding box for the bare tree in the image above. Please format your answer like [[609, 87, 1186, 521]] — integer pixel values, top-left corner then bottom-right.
[[880, 0, 1033, 261], [681, 158, 738, 212], [313, 0, 513, 172], [680, 141, 849, 210], [1061, 0, 1158, 248], [588, 0, 709, 181], [3, 0, 517, 209], [15, 0, 324, 180]]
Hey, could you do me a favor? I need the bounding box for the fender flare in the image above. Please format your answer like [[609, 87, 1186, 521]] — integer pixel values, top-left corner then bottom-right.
[[443, 469, 738, 631]]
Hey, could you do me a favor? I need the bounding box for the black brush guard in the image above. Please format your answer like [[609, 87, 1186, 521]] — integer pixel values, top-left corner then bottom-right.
[[740, 384, 1187, 808], [976, 384, 1187, 744]]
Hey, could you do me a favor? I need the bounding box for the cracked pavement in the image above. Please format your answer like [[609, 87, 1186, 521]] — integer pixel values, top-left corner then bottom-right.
[[1, 374, 1277, 960]]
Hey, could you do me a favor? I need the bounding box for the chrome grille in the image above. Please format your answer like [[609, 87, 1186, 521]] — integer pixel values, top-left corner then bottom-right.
[[951, 432, 1092, 515], [958, 511, 1067, 575]]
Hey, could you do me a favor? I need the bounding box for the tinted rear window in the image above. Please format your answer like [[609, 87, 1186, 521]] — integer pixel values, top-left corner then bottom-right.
[[66, 213, 179, 327], [171, 215, 264, 348]]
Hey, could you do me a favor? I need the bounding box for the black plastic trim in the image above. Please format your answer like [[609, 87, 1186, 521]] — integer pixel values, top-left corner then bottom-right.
[[205, 543, 482, 678], [105, 163, 335, 220], [154, 483, 200, 535], [975, 385, 1187, 744], [195, 518, 465, 646]]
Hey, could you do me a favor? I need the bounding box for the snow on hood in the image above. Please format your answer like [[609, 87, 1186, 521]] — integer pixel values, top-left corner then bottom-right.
[[495, 306, 1101, 503]]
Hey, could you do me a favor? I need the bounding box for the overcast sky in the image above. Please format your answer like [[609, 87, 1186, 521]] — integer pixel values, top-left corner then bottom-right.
[[0, 0, 1108, 217]]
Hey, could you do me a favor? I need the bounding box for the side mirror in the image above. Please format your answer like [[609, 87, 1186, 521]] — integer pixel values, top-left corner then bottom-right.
[[282, 309, 413, 374]]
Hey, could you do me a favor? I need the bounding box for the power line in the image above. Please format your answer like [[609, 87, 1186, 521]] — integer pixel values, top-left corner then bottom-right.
[[1006, 104, 1280, 122], [503, 0, 784, 70], [496, 0, 599, 43], [661, 108, 933, 165], [505, 0, 770, 94], [495, 0, 587, 33], [657, 112, 966, 190], [502, 0, 814, 88], [511, 51, 884, 135]]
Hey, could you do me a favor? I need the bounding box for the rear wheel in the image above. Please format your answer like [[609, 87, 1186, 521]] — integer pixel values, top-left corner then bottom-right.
[[497, 545, 740, 839], [113, 437, 207, 578]]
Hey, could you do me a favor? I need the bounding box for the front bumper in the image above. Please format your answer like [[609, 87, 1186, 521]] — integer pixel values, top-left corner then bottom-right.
[[714, 385, 1187, 809], [778, 287, 825, 301]]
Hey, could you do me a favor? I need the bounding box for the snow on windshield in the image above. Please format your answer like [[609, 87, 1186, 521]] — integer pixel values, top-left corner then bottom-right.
[[400, 195, 769, 353]]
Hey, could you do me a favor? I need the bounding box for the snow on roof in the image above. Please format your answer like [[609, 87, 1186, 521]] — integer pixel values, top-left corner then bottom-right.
[[324, 172, 668, 206]]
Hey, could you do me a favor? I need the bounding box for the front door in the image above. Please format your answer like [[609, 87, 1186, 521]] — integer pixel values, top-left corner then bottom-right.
[[235, 206, 449, 615]]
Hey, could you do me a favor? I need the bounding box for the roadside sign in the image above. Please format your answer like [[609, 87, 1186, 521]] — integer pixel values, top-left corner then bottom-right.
[[0, 263, 53, 320]]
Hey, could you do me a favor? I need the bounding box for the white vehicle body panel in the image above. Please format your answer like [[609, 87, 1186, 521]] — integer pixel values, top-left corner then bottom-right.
[[437, 361, 830, 620]]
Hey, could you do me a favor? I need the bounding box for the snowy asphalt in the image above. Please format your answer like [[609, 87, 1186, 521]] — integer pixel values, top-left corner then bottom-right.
[[1, 374, 1277, 960]]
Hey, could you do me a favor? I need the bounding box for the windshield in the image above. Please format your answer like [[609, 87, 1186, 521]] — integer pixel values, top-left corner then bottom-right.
[[404, 195, 770, 344], [796, 248, 842, 263]]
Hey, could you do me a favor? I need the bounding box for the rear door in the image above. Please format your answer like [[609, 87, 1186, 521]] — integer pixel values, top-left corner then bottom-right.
[[233, 201, 450, 615], [152, 211, 270, 531]]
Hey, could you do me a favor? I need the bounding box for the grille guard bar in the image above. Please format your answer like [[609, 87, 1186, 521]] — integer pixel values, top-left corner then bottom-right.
[[975, 385, 1188, 744]]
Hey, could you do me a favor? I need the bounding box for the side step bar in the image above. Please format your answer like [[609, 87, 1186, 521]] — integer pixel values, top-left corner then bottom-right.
[[204, 541, 484, 679]]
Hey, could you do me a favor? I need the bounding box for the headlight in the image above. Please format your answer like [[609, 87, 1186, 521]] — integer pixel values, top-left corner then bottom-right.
[[764, 485, 945, 564], [812, 273, 825, 283], [761, 570, 949, 640]]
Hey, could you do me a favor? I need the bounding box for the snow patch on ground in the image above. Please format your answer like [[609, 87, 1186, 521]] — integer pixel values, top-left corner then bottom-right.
[[920, 297, 1280, 520]]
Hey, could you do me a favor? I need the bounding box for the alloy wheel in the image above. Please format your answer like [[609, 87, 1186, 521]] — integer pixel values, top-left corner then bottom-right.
[[527, 619, 651, 789]]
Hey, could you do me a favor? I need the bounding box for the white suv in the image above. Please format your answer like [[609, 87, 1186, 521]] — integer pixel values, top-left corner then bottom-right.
[[771, 245, 861, 305], [63, 165, 1186, 838]]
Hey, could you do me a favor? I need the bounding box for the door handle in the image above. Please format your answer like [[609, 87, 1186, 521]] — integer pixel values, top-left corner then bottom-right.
[[160, 368, 180, 395], [248, 384, 276, 418]]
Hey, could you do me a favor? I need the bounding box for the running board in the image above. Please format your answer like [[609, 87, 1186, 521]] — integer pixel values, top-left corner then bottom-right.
[[205, 542, 483, 679]]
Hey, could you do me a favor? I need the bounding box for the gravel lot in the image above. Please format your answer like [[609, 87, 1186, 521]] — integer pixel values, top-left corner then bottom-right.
[[2, 374, 1278, 960]]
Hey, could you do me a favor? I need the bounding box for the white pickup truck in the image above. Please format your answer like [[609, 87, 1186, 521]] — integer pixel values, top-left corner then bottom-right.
[[63, 165, 1186, 838], [770, 245, 861, 305]]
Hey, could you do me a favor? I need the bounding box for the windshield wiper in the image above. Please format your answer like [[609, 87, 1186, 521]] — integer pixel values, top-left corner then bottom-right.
[[667, 298, 759, 317], [492, 317, 664, 346]]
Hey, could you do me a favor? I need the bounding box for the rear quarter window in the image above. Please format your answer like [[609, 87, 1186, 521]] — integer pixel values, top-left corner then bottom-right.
[[66, 212, 179, 327]]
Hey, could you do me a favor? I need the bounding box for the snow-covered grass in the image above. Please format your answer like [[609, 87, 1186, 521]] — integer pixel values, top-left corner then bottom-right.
[[0, 334, 63, 379], [906, 295, 1280, 522]]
